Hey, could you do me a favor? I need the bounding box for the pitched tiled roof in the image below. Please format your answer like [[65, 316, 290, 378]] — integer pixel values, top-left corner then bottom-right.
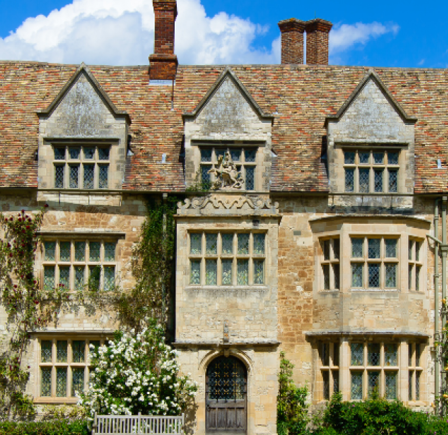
[[0, 61, 447, 193]]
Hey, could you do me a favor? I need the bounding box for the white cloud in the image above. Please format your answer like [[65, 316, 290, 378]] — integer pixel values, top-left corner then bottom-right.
[[0, 0, 397, 66], [330, 22, 399, 54]]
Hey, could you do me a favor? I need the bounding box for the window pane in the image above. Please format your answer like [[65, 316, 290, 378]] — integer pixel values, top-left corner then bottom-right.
[[245, 167, 255, 190], [60, 242, 71, 261], [56, 368, 67, 397], [75, 242, 86, 261], [409, 265, 413, 290], [388, 152, 399, 165], [345, 169, 354, 192], [385, 264, 397, 288], [72, 368, 85, 397], [222, 260, 232, 285], [323, 371, 330, 400], [333, 345, 340, 366], [69, 147, 80, 159], [321, 343, 329, 366], [75, 266, 85, 290], [222, 234, 233, 255], [359, 151, 369, 164], [201, 165, 211, 183], [333, 239, 340, 260], [323, 265, 330, 290], [333, 370, 339, 393], [69, 165, 79, 188], [385, 344, 398, 366], [90, 242, 100, 262], [385, 239, 397, 257], [99, 165, 108, 189], [72, 341, 85, 363], [333, 264, 340, 290], [359, 168, 370, 193], [352, 263, 363, 287], [98, 148, 110, 161], [206, 233, 218, 255], [83, 164, 94, 189], [409, 240, 414, 260], [190, 233, 202, 255], [322, 240, 330, 260], [55, 165, 64, 188], [59, 266, 70, 289], [416, 241, 421, 261], [230, 149, 241, 162], [190, 260, 201, 285], [216, 149, 225, 161], [368, 239, 380, 259], [200, 149, 212, 162], [368, 344, 380, 366], [254, 260, 264, 284], [388, 169, 398, 193], [409, 344, 413, 366], [84, 147, 95, 159], [409, 372, 413, 400], [351, 372, 363, 400], [238, 234, 250, 255], [385, 371, 397, 400], [374, 169, 383, 192], [205, 260, 217, 285], [44, 242, 56, 261], [351, 343, 363, 366], [41, 367, 52, 397], [44, 266, 55, 290], [57, 341, 67, 363], [245, 149, 256, 162], [373, 152, 384, 164], [104, 242, 116, 261], [41, 341, 52, 363], [344, 151, 355, 164], [104, 267, 115, 291], [368, 371, 380, 397], [368, 264, 380, 288], [237, 260, 249, 285], [416, 372, 421, 400], [416, 344, 421, 366], [54, 147, 65, 160], [89, 266, 101, 289], [352, 238, 364, 258]]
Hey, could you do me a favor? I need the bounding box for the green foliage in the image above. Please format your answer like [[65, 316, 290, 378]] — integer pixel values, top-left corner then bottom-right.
[[277, 351, 310, 435], [116, 196, 178, 330], [0, 419, 89, 435], [79, 319, 197, 417]]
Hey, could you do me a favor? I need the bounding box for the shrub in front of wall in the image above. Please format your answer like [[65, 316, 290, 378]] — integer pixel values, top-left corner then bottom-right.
[[0, 419, 89, 435]]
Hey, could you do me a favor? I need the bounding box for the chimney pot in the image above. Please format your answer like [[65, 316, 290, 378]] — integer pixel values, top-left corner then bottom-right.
[[305, 18, 333, 65], [149, 0, 178, 81], [278, 18, 306, 64]]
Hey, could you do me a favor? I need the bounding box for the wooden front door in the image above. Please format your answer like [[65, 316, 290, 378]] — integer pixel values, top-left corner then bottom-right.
[[206, 356, 247, 433]]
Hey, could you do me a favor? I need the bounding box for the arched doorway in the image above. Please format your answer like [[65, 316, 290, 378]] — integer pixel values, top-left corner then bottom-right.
[[206, 355, 247, 433]]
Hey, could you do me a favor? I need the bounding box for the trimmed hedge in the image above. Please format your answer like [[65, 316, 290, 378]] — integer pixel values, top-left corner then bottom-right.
[[0, 420, 89, 435]]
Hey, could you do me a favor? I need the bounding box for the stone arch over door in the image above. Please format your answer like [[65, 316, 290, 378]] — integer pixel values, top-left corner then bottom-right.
[[206, 355, 247, 433]]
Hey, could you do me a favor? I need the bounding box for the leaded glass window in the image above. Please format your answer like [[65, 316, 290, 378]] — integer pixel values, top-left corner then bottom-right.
[[44, 266, 55, 290], [55, 165, 64, 188], [368, 371, 380, 397], [409, 238, 424, 291], [368, 344, 380, 366], [54, 148, 65, 160], [368, 264, 380, 288], [59, 266, 70, 288], [41, 368, 52, 396], [351, 372, 363, 400], [72, 368, 84, 397], [351, 343, 364, 366], [75, 266, 85, 290], [44, 242, 56, 261], [199, 146, 258, 190], [41, 341, 52, 363], [385, 372, 397, 400], [104, 267, 115, 291], [60, 242, 71, 261], [384, 344, 398, 366], [99, 165, 108, 189], [189, 232, 265, 286], [72, 341, 85, 363], [57, 341, 67, 363], [75, 242, 85, 261], [320, 238, 340, 291], [385, 264, 397, 288], [408, 343, 424, 401], [98, 148, 110, 161], [90, 242, 100, 261], [323, 371, 330, 400], [83, 164, 94, 189], [69, 165, 79, 188], [104, 242, 116, 261], [352, 264, 363, 287], [342, 149, 400, 193], [352, 239, 364, 258], [319, 342, 340, 401]]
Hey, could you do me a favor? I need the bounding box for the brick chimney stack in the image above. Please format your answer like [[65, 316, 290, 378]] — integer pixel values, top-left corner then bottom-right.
[[278, 18, 306, 64], [305, 19, 333, 65], [149, 0, 178, 81]]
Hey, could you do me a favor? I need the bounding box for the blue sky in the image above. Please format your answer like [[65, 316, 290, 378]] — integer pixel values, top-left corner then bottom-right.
[[0, 0, 446, 68]]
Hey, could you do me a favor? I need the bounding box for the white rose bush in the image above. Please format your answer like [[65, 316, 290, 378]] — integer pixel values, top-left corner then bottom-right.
[[79, 320, 197, 417]]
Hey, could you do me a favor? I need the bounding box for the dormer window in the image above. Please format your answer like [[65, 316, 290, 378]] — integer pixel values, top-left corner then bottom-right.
[[53, 145, 110, 189]]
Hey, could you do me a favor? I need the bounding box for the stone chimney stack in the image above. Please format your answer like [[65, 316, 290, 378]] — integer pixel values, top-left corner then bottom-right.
[[278, 18, 306, 64], [305, 19, 333, 65], [149, 0, 178, 81]]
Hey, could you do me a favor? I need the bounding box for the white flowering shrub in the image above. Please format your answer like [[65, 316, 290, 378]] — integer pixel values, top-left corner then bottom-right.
[[79, 321, 197, 417]]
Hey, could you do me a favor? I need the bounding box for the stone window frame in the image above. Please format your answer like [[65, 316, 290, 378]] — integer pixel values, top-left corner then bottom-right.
[[188, 231, 266, 286], [319, 341, 340, 400], [35, 336, 106, 404], [408, 238, 424, 292], [41, 238, 118, 291], [320, 238, 340, 291], [52, 144, 111, 190], [408, 343, 423, 401], [333, 145, 407, 194]]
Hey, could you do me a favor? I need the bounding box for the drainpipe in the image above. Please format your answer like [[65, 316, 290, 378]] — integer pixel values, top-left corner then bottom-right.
[[434, 198, 440, 407], [442, 197, 448, 401], [162, 193, 168, 321]]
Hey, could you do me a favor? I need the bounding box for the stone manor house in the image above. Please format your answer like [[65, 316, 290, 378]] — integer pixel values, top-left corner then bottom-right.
[[1, 0, 448, 433]]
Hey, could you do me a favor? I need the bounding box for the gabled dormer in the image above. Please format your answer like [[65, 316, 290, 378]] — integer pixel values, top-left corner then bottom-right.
[[37, 63, 130, 192], [325, 69, 417, 199], [183, 67, 273, 192]]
